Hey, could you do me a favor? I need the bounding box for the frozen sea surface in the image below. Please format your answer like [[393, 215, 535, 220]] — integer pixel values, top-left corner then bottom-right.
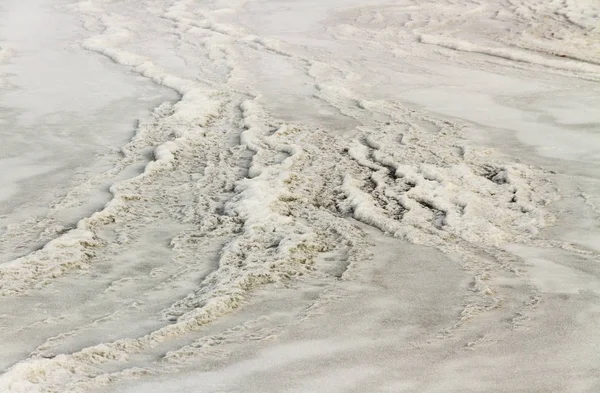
[[0, 0, 599, 392]]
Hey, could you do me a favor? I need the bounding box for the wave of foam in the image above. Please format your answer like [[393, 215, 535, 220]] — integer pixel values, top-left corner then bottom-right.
[[3, 0, 591, 391]]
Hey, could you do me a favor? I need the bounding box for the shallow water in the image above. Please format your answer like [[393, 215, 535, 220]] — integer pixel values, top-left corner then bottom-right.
[[0, 0, 177, 263], [1, 0, 599, 392]]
